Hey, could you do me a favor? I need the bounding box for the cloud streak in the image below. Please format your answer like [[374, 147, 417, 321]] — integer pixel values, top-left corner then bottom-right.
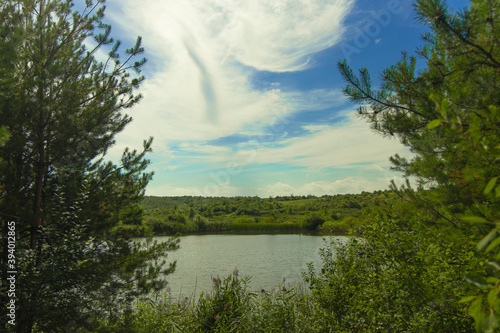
[[109, 0, 354, 148], [260, 176, 406, 197], [217, 0, 354, 72], [142, 111, 413, 196], [104, 0, 415, 197], [224, 112, 411, 171]]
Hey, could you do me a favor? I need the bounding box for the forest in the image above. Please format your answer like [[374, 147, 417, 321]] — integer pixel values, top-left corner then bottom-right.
[[121, 191, 397, 236], [0, 0, 499, 332]]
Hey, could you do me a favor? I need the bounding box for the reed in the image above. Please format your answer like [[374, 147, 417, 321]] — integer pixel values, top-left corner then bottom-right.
[[229, 222, 303, 233]]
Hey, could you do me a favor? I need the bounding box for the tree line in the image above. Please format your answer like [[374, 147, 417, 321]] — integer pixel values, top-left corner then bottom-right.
[[130, 191, 395, 236]]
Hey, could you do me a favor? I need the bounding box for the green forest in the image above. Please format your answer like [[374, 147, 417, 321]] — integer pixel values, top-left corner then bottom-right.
[[1, 0, 499, 332], [122, 191, 396, 237]]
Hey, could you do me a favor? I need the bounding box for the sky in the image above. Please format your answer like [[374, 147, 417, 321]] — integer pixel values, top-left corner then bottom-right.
[[98, 0, 470, 197]]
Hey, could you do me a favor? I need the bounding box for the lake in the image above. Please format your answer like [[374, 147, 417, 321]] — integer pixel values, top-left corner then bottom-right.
[[150, 234, 349, 298]]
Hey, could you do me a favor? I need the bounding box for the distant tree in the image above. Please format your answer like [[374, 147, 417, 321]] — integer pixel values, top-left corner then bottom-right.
[[0, 1, 177, 331], [174, 213, 187, 224], [193, 214, 207, 231], [203, 207, 214, 218], [303, 214, 325, 231]]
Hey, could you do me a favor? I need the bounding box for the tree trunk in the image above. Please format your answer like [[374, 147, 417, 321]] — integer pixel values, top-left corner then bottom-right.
[[31, 0, 46, 250]]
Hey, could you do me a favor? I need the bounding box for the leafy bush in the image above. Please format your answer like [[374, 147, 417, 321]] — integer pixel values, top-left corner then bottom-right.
[[111, 224, 152, 238], [235, 216, 255, 224], [303, 213, 325, 231], [305, 207, 481, 332]]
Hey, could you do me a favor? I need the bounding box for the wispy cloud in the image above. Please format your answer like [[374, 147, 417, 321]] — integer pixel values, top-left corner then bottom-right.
[[103, 0, 415, 197], [214, 0, 354, 72], [142, 111, 413, 196], [227, 112, 412, 170], [108, 0, 354, 150], [259, 176, 406, 197]]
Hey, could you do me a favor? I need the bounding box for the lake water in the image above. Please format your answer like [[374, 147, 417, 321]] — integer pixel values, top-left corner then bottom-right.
[[150, 234, 348, 298]]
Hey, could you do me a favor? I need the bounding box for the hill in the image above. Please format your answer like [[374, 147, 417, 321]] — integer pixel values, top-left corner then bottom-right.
[[111, 190, 400, 237]]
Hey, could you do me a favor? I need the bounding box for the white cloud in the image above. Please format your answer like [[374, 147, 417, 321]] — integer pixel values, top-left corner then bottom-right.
[[178, 142, 232, 155], [285, 89, 347, 112], [100, 0, 415, 197], [146, 182, 242, 197], [217, 0, 354, 72], [260, 182, 296, 196], [225, 112, 412, 170], [303, 124, 332, 133], [144, 111, 412, 179], [107, 0, 353, 155], [259, 175, 407, 197]]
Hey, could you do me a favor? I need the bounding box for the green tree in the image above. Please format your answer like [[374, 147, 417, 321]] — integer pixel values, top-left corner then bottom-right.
[[338, 0, 499, 218], [121, 204, 145, 226], [193, 214, 207, 231], [303, 213, 324, 231], [306, 0, 499, 331], [0, 1, 178, 331]]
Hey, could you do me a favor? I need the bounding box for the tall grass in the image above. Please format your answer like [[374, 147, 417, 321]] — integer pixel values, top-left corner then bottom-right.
[[229, 222, 303, 233], [91, 272, 327, 333]]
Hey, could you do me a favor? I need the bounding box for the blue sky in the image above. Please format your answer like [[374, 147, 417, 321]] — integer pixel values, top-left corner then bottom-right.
[[101, 0, 469, 197]]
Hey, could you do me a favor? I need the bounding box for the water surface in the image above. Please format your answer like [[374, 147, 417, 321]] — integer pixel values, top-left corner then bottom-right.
[[152, 234, 348, 298]]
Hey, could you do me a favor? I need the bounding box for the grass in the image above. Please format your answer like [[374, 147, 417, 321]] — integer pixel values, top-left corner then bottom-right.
[[91, 273, 326, 333], [229, 222, 303, 233]]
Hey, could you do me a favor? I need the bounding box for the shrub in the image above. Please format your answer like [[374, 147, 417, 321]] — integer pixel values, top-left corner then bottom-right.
[[193, 214, 207, 231], [111, 224, 152, 238], [194, 271, 253, 332], [303, 213, 325, 231]]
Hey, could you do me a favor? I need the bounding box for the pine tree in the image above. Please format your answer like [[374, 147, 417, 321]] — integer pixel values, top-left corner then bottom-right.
[[304, 0, 500, 331], [0, 1, 178, 331], [338, 0, 499, 220]]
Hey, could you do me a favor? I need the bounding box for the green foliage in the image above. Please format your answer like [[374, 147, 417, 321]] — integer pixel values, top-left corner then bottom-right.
[[111, 223, 152, 238], [94, 273, 325, 333], [455, 125, 500, 330], [2, 0, 498, 331], [321, 0, 500, 331], [0, 126, 9, 147], [193, 214, 208, 231], [194, 272, 252, 332], [0, 0, 178, 331], [409, 0, 500, 330], [229, 222, 302, 233], [303, 213, 325, 231], [320, 215, 365, 234], [306, 205, 482, 331], [140, 191, 393, 235], [338, 0, 499, 215], [122, 204, 146, 226]]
